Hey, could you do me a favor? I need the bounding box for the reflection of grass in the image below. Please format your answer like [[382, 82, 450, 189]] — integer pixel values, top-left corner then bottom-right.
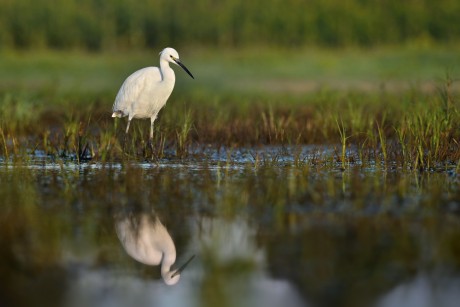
[[0, 161, 459, 306], [0, 48, 459, 168]]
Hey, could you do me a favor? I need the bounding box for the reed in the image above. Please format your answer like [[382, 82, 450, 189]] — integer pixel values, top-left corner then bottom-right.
[[336, 118, 350, 169], [1, 0, 459, 50]]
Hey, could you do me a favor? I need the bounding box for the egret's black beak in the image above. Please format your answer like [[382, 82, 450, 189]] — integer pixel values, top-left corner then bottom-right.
[[174, 58, 194, 79], [171, 255, 195, 278]]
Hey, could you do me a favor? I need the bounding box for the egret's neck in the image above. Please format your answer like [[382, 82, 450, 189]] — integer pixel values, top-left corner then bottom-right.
[[161, 254, 180, 286], [161, 252, 176, 277], [159, 60, 176, 83]]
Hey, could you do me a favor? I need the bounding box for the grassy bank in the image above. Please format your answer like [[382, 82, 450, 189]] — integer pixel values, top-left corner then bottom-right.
[[2, 46, 459, 94]]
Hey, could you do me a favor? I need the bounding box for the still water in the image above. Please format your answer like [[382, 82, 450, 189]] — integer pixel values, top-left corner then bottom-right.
[[0, 148, 459, 307]]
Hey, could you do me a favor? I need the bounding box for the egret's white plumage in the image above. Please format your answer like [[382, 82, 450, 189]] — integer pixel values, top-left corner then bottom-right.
[[115, 214, 194, 286], [112, 47, 194, 145]]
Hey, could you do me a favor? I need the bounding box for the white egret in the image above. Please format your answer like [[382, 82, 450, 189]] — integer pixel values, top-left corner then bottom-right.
[[115, 214, 194, 285], [112, 47, 194, 148]]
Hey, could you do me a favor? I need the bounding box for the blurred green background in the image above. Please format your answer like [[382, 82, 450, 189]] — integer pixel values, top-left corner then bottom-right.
[[1, 0, 459, 97], [0, 0, 459, 160], [1, 0, 459, 51]]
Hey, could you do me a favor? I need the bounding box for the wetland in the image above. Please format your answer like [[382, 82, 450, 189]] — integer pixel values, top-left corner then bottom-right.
[[0, 47, 459, 307]]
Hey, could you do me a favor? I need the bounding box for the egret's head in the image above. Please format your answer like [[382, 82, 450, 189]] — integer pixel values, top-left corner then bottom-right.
[[162, 269, 182, 286], [159, 47, 194, 79], [160, 47, 180, 63], [161, 254, 195, 286]]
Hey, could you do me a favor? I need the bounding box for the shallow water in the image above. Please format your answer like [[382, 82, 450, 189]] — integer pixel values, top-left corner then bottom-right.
[[0, 148, 459, 307]]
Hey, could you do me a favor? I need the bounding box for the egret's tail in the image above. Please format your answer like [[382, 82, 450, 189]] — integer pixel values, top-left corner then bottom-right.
[[112, 111, 123, 118]]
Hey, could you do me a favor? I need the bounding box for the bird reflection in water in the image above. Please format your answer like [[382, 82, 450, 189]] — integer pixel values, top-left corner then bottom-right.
[[115, 213, 194, 285]]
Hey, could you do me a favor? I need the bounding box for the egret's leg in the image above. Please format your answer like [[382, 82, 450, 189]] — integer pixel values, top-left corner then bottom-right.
[[125, 119, 131, 134], [148, 116, 157, 151], [123, 118, 132, 151]]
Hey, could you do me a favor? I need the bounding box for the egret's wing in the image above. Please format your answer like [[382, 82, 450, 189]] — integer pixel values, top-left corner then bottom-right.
[[115, 219, 149, 264], [151, 218, 176, 256], [112, 67, 161, 116]]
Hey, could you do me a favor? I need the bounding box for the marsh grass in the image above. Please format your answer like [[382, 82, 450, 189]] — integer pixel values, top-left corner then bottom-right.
[[175, 108, 194, 158], [0, 49, 459, 169], [0, 85, 458, 170], [376, 119, 388, 166]]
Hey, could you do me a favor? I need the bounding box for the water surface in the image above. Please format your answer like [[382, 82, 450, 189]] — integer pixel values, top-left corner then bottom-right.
[[0, 148, 459, 307]]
